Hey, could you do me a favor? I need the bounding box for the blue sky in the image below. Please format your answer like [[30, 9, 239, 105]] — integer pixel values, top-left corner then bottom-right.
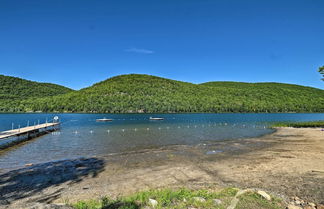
[[0, 0, 323, 90]]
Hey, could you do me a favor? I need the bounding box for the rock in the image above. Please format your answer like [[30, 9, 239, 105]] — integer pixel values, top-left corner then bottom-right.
[[308, 202, 316, 207], [317, 204, 324, 209], [213, 199, 222, 205], [257, 190, 271, 201], [193, 197, 206, 202], [293, 196, 300, 201], [304, 206, 314, 209], [286, 205, 302, 209], [295, 200, 302, 205], [148, 198, 158, 208], [0, 199, 9, 205]]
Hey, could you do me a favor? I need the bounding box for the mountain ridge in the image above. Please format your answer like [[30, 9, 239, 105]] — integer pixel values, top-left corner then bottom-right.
[[0, 74, 323, 113]]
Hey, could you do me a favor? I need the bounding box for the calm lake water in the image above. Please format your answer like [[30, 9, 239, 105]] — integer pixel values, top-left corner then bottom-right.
[[0, 113, 323, 170]]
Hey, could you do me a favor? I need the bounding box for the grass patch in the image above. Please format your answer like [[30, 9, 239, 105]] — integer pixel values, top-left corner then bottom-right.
[[72, 187, 284, 209], [271, 120, 324, 128], [236, 191, 284, 209]]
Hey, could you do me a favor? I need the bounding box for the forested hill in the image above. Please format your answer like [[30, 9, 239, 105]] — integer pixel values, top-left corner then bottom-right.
[[8, 74, 324, 113], [0, 75, 73, 100], [0, 75, 73, 112]]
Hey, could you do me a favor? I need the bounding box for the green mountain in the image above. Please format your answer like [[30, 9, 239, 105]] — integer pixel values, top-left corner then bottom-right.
[[0, 75, 73, 112], [10, 74, 324, 113]]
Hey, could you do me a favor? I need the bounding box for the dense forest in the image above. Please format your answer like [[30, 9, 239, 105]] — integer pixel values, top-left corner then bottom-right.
[[0, 75, 73, 112], [0, 74, 323, 113]]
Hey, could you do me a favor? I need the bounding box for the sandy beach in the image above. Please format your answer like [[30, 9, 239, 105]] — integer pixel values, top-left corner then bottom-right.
[[0, 127, 323, 208]]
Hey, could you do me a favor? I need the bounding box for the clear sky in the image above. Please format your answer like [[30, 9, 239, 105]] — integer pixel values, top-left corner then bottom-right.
[[0, 0, 323, 90]]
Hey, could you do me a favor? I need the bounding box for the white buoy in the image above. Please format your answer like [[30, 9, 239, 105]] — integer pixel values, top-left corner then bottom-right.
[[107, 130, 110, 133], [90, 130, 93, 134], [122, 129, 125, 132], [134, 128, 137, 131], [147, 128, 149, 131]]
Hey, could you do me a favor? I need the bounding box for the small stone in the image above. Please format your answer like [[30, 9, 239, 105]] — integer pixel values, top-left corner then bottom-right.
[[293, 196, 301, 201], [286, 204, 302, 209], [148, 199, 158, 208], [25, 163, 34, 167], [193, 197, 206, 202], [295, 200, 301, 205], [257, 190, 271, 201], [308, 202, 316, 207], [213, 199, 222, 205], [317, 204, 324, 209]]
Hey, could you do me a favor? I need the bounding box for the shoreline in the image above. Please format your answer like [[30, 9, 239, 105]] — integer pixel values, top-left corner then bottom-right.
[[0, 127, 323, 208]]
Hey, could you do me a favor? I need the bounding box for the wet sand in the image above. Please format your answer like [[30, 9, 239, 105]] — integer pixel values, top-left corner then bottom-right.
[[0, 127, 323, 208]]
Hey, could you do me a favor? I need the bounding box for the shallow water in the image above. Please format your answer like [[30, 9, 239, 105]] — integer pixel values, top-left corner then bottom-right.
[[0, 113, 323, 170]]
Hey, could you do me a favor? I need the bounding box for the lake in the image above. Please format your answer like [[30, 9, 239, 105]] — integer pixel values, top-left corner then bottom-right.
[[0, 113, 323, 170]]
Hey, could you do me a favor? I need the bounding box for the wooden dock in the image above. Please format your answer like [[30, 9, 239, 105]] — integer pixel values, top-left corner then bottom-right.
[[0, 122, 60, 149], [0, 122, 60, 139]]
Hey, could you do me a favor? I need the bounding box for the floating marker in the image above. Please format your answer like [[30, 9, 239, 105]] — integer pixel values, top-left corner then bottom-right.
[[134, 128, 137, 131], [122, 129, 125, 132], [90, 130, 93, 134], [147, 128, 149, 130], [107, 130, 110, 133]]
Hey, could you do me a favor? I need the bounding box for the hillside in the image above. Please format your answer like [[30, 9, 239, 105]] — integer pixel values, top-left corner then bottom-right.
[[0, 75, 73, 112], [12, 74, 324, 113]]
